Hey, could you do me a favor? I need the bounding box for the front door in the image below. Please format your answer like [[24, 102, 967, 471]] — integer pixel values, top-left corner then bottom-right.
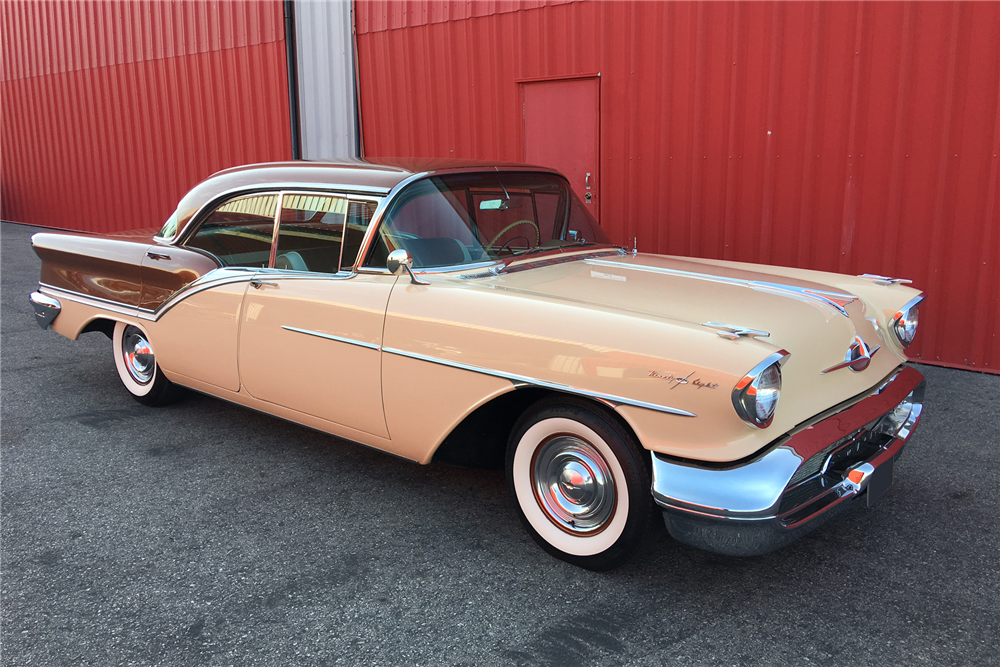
[[522, 77, 601, 222], [237, 192, 394, 438]]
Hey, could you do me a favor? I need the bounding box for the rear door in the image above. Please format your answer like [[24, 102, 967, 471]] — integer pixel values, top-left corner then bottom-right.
[[149, 193, 279, 392]]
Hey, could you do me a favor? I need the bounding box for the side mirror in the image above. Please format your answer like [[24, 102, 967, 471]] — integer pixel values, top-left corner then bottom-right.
[[386, 249, 430, 285]]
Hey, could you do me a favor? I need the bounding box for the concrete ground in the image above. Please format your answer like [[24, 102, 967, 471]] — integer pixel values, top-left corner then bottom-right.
[[2, 221, 998, 667]]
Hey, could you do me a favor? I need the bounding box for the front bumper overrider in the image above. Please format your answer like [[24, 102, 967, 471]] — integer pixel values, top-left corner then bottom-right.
[[651, 365, 926, 556]]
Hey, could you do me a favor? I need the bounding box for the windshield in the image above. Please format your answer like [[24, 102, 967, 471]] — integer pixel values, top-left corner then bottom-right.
[[365, 171, 611, 269]]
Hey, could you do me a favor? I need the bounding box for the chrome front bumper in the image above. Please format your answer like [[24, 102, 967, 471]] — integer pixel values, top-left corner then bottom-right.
[[651, 365, 926, 556], [29, 291, 61, 330]]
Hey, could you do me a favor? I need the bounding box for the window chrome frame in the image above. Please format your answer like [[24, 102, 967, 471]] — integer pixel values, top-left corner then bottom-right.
[[170, 182, 392, 247]]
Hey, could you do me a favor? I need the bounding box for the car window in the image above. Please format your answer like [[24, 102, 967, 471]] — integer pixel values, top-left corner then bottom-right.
[[157, 211, 178, 240], [186, 194, 278, 268], [274, 195, 379, 273], [275, 194, 347, 273], [341, 200, 378, 271], [365, 172, 610, 269]]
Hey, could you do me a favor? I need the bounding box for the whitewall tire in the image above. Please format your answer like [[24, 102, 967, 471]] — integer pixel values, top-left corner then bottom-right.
[[506, 397, 655, 570], [112, 321, 179, 406]]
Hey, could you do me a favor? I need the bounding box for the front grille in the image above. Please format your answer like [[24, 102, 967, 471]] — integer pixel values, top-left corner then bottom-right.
[[779, 422, 895, 515]]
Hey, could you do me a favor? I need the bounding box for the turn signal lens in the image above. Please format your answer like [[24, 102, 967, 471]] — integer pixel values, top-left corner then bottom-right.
[[892, 296, 923, 348], [732, 352, 788, 429]]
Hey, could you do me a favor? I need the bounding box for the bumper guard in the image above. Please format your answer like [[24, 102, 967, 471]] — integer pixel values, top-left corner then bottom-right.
[[29, 291, 61, 330], [651, 365, 926, 556]]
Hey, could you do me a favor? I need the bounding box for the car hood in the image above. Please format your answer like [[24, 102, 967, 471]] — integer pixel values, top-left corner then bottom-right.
[[473, 250, 909, 406]]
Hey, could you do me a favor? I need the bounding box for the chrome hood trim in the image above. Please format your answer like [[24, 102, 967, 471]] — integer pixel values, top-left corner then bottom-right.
[[586, 259, 858, 317]]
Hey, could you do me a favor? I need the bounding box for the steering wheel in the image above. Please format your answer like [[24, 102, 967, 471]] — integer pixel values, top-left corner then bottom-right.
[[496, 235, 531, 255], [487, 220, 540, 250]]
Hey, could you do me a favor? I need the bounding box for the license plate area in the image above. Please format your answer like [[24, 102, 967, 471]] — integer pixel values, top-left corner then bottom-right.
[[866, 456, 894, 507]]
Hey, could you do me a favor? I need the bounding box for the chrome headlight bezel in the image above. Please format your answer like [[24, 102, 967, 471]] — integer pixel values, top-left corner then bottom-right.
[[891, 295, 924, 348], [732, 351, 790, 429]]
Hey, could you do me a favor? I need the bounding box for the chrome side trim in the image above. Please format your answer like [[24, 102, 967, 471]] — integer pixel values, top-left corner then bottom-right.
[[147, 268, 259, 320], [29, 291, 62, 329], [39, 283, 139, 318], [586, 259, 858, 317], [280, 326, 381, 350], [382, 347, 697, 417]]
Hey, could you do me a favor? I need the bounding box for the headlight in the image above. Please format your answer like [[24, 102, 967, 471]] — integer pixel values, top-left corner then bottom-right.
[[891, 295, 924, 348], [732, 351, 790, 429]]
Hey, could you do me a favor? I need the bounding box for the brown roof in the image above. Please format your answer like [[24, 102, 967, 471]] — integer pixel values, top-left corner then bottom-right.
[[172, 157, 557, 239]]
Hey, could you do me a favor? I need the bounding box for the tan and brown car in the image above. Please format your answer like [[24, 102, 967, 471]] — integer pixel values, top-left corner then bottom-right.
[[29, 159, 926, 569]]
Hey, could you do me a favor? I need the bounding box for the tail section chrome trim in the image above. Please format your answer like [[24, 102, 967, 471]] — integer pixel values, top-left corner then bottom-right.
[[382, 347, 697, 418]]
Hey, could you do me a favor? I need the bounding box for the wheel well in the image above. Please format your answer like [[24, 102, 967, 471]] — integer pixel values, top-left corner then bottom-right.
[[431, 387, 642, 470], [80, 317, 116, 339]]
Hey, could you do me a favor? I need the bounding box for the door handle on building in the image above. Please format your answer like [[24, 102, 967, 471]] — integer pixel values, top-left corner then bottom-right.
[[585, 173, 591, 189]]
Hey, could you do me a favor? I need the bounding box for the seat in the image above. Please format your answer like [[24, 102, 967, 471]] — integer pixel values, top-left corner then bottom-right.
[[402, 237, 470, 267], [275, 251, 309, 271]]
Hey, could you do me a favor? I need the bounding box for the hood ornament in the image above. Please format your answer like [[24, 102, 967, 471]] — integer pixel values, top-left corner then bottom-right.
[[702, 322, 770, 340], [821, 336, 881, 374]]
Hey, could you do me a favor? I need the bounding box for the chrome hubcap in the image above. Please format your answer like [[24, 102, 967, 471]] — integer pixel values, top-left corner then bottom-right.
[[122, 326, 154, 384], [532, 436, 615, 534]]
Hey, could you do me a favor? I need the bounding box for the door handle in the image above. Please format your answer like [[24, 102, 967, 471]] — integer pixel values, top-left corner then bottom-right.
[[146, 251, 171, 260], [250, 280, 278, 289], [585, 173, 591, 190]]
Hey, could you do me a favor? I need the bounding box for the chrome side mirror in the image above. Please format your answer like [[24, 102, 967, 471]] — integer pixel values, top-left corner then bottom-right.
[[386, 249, 430, 285]]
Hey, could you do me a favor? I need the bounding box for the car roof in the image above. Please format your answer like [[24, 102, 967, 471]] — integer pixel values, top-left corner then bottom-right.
[[169, 158, 561, 240]]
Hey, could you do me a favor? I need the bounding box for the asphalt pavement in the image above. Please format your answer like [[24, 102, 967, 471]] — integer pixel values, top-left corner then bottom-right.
[[2, 221, 998, 667]]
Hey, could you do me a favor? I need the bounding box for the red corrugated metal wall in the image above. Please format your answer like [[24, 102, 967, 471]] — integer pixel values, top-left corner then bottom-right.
[[355, 0, 1000, 374], [1, 0, 292, 235]]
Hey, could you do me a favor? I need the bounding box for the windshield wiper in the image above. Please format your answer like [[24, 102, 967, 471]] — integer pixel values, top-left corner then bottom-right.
[[515, 242, 601, 257]]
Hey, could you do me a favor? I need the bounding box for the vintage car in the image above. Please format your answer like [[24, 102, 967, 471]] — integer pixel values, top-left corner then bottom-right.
[[29, 158, 925, 570]]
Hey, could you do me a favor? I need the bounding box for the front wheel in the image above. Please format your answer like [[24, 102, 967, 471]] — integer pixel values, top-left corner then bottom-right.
[[506, 398, 655, 570], [112, 321, 180, 406]]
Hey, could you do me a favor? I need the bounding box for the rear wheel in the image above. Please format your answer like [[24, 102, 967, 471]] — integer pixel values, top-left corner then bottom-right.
[[112, 321, 180, 406], [506, 397, 655, 570]]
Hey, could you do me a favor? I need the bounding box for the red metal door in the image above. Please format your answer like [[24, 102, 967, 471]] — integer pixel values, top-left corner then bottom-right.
[[522, 77, 600, 222]]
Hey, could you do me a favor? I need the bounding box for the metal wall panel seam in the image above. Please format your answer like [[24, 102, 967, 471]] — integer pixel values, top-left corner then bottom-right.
[[922, 3, 963, 361], [881, 3, 914, 275], [795, 2, 822, 269], [969, 79, 1000, 369]]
